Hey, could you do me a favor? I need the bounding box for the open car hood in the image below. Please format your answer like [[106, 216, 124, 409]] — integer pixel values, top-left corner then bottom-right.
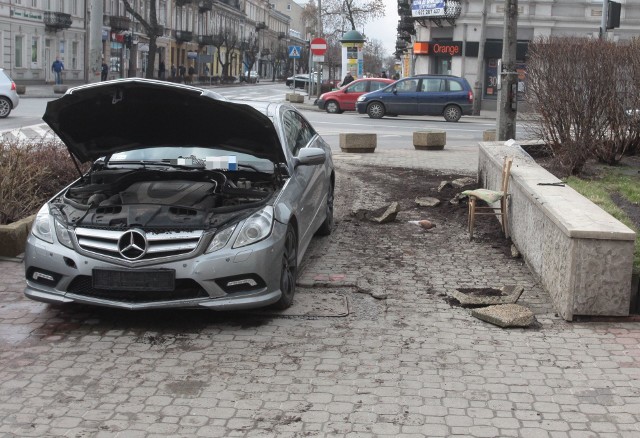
[[43, 78, 286, 164]]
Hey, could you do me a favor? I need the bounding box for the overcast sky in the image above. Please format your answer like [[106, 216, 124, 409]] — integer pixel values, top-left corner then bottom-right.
[[294, 0, 399, 58], [363, 1, 400, 58]]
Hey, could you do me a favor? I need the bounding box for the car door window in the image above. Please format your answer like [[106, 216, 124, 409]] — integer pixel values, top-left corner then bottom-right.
[[369, 81, 388, 91], [396, 79, 419, 93], [348, 81, 367, 93], [282, 110, 315, 156], [421, 79, 445, 92], [448, 80, 463, 91]]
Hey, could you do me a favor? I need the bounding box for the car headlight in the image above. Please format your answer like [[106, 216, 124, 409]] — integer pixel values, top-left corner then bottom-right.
[[357, 95, 367, 102], [233, 206, 274, 249], [54, 218, 73, 249], [32, 205, 53, 243], [205, 224, 237, 253]]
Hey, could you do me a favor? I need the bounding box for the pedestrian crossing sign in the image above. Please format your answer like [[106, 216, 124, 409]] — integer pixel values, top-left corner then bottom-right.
[[288, 46, 302, 59]]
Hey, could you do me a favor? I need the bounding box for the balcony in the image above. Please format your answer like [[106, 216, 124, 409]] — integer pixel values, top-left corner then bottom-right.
[[43, 11, 72, 31], [220, 0, 240, 8], [109, 15, 131, 31], [175, 0, 193, 6], [175, 30, 193, 43], [255, 22, 267, 31], [278, 32, 286, 40], [197, 35, 214, 45], [198, 0, 213, 12], [154, 25, 165, 37], [260, 48, 270, 57]]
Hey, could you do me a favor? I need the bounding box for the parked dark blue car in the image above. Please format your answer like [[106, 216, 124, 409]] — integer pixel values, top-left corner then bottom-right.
[[356, 74, 474, 122]]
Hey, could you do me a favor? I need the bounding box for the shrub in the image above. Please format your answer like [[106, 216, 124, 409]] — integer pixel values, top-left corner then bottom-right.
[[526, 37, 640, 175], [0, 139, 82, 225]]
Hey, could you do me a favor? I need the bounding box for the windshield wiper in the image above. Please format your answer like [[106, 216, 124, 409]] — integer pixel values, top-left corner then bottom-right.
[[106, 159, 205, 170]]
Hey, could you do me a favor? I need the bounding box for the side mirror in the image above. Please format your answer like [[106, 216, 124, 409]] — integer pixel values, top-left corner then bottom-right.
[[295, 147, 326, 167]]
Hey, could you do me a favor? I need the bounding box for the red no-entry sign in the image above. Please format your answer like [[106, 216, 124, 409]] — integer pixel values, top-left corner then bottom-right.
[[310, 38, 327, 55]]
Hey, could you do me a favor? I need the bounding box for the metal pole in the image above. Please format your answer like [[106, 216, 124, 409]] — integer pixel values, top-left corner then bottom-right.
[[600, 0, 608, 40], [496, 0, 518, 141], [316, 0, 322, 102], [472, 0, 487, 116], [88, 0, 103, 83]]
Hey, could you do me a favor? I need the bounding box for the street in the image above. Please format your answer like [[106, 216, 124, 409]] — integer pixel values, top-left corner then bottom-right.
[[1, 82, 638, 437]]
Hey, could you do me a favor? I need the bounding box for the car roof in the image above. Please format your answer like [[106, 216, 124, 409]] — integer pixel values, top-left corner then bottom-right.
[[410, 74, 464, 79]]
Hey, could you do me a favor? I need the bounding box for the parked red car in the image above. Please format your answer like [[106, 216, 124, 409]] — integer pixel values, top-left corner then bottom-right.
[[317, 78, 395, 113]]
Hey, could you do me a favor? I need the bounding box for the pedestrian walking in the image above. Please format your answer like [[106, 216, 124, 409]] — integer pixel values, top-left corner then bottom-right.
[[340, 71, 354, 87], [158, 60, 166, 80], [171, 64, 177, 80], [101, 62, 109, 81], [187, 65, 195, 84], [178, 65, 186, 83], [51, 57, 64, 85]]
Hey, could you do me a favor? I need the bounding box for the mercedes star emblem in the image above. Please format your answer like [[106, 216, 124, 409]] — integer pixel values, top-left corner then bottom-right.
[[117, 230, 147, 260]]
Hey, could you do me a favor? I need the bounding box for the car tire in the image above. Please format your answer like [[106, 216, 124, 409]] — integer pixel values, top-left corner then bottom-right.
[[315, 182, 334, 236], [325, 100, 341, 114], [273, 225, 298, 309], [0, 97, 11, 118], [444, 105, 462, 122], [367, 102, 385, 119]]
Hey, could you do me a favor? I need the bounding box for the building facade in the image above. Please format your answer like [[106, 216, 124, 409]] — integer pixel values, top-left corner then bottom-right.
[[0, 0, 304, 83], [399, 0, 640, 109]]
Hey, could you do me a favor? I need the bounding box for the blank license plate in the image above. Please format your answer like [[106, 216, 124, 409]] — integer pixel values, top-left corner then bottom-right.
[[93, 269, 175, 291]]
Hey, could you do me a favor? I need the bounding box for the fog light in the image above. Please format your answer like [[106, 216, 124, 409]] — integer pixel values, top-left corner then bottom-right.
[[33, 272, 55, 282], [227, 278, 258, 288]]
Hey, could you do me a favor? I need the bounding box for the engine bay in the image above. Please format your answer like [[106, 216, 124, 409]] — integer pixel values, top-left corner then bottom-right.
[[52, 167, 279, 230]]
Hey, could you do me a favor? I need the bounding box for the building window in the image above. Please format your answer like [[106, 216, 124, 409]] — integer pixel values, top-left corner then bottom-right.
[[59, 0, 65, 13], [31, 0, 38, 7], [44, 0, 51, 10], [287, 4, 291, 10], [72, 0, 78, 15], [15, 36, 24, 68], [72, 41, 78, 69], [31, 36, 39, 67]]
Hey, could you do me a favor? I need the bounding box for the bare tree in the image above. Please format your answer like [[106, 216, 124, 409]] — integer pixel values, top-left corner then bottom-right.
[[362, 38, 386, 76], [122, 0, 160, 80], [323, 0, 385, 34], [211, 29, 241, 81]]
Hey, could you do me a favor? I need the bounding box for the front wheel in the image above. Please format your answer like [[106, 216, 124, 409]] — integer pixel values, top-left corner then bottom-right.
[[325, 100, 342, 114], [443, 105, 462, 122], [273, 225, 298, 309], [367, 102, 385, 119], [0, 97, 11, 118]]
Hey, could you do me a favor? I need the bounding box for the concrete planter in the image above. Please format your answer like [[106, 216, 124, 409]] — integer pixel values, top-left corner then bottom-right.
[[483, 129, 496, 141], [413, 130, 446, 150], [0, 215, 35, 258], [339, 133, 376, 153], [288, 93, 304, 103], [53, 85, 69, 94]]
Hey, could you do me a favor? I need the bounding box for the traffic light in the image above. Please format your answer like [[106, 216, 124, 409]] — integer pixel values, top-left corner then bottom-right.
[[607, 1, 621, 30]]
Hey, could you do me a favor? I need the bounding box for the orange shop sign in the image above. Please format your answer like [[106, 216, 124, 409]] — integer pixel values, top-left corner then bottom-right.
[[413, 41, 463, 56]]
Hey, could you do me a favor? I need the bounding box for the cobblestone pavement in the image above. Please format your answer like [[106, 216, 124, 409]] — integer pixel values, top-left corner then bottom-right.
[[1, 159, 639, 437]]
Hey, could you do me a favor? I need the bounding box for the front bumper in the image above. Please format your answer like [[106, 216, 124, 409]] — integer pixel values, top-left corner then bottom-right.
[[23, 222, 288, 311], [317, 99, 326, 110], [356, 102, 367, 114]]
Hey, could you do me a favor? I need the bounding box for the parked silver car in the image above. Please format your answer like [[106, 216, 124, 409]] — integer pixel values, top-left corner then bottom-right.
[[24, 78, 334, 310], [0, 68, 19, 118]]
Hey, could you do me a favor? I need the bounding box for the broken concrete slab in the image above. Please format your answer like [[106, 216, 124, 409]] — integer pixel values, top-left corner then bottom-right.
[[370, 202, 401, 224], [437, 181, 452, 192], [451, 285, 524, 307], [415, 197, 441, 207], [451, 177, 476, 188], [471, 304, 535, 328]]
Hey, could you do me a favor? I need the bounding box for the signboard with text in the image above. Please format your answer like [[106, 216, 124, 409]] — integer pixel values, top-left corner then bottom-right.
[[411, 0, 446, 18]]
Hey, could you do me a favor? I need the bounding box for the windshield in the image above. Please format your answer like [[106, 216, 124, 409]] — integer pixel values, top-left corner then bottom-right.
[[108, 146, 274, 172]]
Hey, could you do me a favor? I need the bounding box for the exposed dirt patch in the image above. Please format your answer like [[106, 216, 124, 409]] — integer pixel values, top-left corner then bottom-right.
[[456, 287, 503, 297]]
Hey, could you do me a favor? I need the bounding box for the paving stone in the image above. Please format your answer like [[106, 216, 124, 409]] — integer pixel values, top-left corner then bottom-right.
[[471, 304, 535, 327]]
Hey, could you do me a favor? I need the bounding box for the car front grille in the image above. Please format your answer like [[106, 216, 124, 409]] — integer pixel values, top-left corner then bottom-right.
[[74, 227, 203, 261], [67, 276, 209, 303]]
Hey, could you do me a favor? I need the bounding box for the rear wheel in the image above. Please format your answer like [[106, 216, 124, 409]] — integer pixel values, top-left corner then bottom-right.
[[273, 225, 298, 309], [443, 105, 462, 122], [325, 100, 342, 114], [367, 101, 385, 119], [0, 97, 11, 118]]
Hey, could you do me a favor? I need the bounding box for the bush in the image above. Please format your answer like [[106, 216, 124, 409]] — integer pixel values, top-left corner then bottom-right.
[[0, 140, 83, 225], [526, 37, 640, 175]]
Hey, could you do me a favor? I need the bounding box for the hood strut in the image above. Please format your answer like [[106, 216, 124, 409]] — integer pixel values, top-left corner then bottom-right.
[[68, 148, 84, 178]]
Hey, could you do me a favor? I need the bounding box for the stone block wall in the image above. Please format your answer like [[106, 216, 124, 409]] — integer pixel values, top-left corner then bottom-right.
[[478, 142, 636, 320]]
